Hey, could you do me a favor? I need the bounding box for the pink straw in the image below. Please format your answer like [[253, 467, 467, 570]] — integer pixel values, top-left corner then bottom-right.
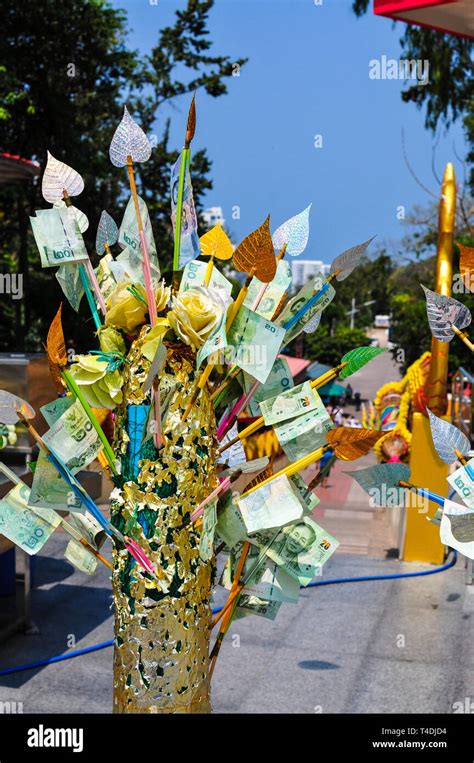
[[125, 537, 157, 576], [139, 230, 157, 326], [84, 258, 107, 315], [216, 379, 261, 440], [190, 477, 231, 524]]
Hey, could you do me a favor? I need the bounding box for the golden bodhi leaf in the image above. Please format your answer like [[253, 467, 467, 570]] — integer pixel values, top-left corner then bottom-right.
[[233, 215, 277, 283], [458, 243, 474, 293], [199, 223, 233, 261], [186, 93, 196, 145], [326, 427, 384, 461], [46, 304, 67, 393]]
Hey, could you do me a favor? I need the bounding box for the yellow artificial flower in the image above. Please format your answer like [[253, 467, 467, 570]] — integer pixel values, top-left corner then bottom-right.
[[168, 287, 227, 350], [69, 355, 123, 410], [141, 319, 171, 362], [105, 283, 148, 333], [98, 325, 126, 355]]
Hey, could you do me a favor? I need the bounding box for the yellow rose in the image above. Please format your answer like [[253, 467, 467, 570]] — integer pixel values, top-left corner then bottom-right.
[[69, 355, 123, 410], [105, 283, 148, 333], [155, 280, 171, 313], [168, 287, 227, 349], [98, 325, 126, 355]]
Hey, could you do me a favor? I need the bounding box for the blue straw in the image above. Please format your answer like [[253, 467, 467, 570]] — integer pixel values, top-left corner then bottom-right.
[[78, 263, 101, 331], [283, 281, 331, 332]]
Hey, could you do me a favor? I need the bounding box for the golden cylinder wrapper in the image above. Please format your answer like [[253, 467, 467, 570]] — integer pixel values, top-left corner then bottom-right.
[[111, 333, 218, 713]]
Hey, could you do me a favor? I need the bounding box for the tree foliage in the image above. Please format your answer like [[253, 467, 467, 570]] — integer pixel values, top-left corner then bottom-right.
[[0, 0, 246, 351]]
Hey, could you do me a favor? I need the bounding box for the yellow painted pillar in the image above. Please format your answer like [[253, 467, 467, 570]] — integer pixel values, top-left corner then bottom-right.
[[403, 163, 456, 563]]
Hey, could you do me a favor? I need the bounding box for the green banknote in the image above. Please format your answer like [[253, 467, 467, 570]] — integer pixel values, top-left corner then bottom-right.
[[199, 499, 218, 561], [0, 482, 60, 555], [226, 306, 286, 384], [95, 253, 117, 300], [217, 422, 246, 468], [196, 310, 228, 369], [30, 207, 89, 268], [215, 490, 247, 549], [117, 194, 161, 282], [264, 516, 339, 585], [243, 357, 293, 417], [237, 474, 304, 534], [64, 539, 98, 575], [241, 558, 300, 603], [447, 462, 474, 509], [40, 396, 75, 428], [235, 595, 281, 621], [28, 450, 83, 513], [67, 512, 106, 550], [243, 260, 292, 319], [42, 399, 101, 472], [56, 263, 84, 312], [260, 381, 323, 425], [290, 474, 320, 512], [179, 259, 233, 297], [275, 272, 336, 345], [274, 404, 333, 462]]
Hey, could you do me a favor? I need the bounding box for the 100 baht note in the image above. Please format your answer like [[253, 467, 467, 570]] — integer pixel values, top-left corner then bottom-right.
[[42, 399, 101, 472], [30, 207, 88, 269], [180, 259, 233, 297], [28, 450, 84, 513], [0, 482, 60, 555]]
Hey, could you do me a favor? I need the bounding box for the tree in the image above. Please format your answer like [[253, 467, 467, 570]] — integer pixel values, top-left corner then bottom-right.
[[0, 0, 246, 351], [298, 323, 371, 368], [352, 2, 474, 190]]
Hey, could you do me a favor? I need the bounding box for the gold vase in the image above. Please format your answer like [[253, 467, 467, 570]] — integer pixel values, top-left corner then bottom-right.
[[111, 333, 217, 713]]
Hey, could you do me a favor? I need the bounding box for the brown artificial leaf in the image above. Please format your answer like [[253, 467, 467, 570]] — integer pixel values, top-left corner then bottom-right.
[[326, 427, 384, 461], [46, 304, 67, 393], [185, 93, 196, 145], [458, 243, 474, 293], [200, 223, 233, 261], [233, 215, 277, 283]]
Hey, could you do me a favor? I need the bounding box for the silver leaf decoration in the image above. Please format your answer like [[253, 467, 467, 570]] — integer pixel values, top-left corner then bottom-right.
[[96, 211, 119, 255], [109, 106, 152, 167], [0, 390, 35, 425], [427, 408, 471, 464], [346, 462, 410, 508], [271, 204, 311, 257], [303, 310, 322, 334], [421, 285, 472, 342], [42, 151, 84, 204], [330, 236, 376, 282]]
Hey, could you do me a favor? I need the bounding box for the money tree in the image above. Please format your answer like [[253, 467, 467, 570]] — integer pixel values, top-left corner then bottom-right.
[[0, 100, 385, 713]]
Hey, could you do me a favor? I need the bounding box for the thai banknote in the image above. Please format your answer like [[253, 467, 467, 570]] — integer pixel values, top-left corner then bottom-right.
[[30, 207, 89, 269], [67, 512, 107, 550], [243, 357, 293, 417], [260, 381, 323, 425], [215, 490, 247, 549], [42, 399, 101, 472], [56, 263, 84, 312], [179, 259, 233, 297], [274, 404, 333, 462], [226, 305, 286, 384], [243, 259, 292, 319], [40, 396, 75, 428], [290, 474, 320, 512], [242, 560, 300, 603], [170, 153, 200, 269], [440, 499, 474, 557], [28, 450, 84, 513], [237, 474, 304, 534], [118, 194, 161, 281], [196, 310, 228, 369], [199, 499, 218, 561], [275, 272, 336, 346], [235, 595, 281, 621], [95, 253, 117, 300], [217, 422, 246, 467], [0, 482, 60, 555], [263, 516, 339, 585], [64, 538, 98, 575], [447, 461, 474, 509]]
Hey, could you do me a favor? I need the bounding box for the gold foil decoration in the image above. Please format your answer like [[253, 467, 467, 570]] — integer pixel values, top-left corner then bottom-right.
[[112, 333, 218, 713], [233, 214, 277, 283]]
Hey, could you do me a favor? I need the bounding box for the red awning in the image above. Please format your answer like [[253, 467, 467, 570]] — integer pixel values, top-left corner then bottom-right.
[[374, 0, 474, 39]]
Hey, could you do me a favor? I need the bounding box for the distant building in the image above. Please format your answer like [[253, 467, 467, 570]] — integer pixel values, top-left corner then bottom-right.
[[291, 259, 330, 287], [202, 206, 225, 229]]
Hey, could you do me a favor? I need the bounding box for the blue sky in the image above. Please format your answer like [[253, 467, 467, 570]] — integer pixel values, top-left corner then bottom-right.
[[112, 0, 468, 264]]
